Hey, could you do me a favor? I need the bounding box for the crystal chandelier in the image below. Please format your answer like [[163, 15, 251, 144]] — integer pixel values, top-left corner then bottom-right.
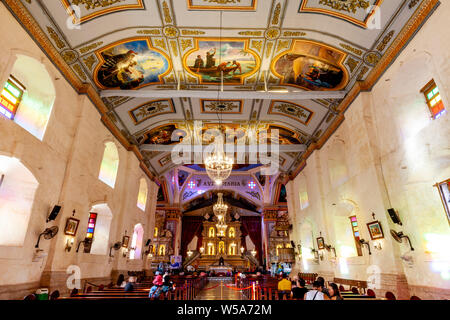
[[205, 143, 233, 186], [214, 193, 228, 237]]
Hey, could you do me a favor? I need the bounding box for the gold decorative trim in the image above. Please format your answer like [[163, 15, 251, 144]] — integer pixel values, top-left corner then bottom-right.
[[187, 0, 257, 11], [60, 0, 145, 24]]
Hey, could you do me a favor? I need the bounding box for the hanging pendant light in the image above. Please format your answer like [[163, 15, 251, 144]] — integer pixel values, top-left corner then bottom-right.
[[214, 193, 228, 237], [204, 10, 233, 186]]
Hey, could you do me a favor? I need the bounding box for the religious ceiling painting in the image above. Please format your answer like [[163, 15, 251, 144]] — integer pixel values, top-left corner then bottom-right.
[[137, 124, 185, 145], [184, 39, 260, 85], [298, 0, 384, 28], [268, 100, 314, 125], [129, 99, 175, 124], [201, 123, 246, 144], [186, 0, 257, 11], [272, 40, 348, 91], [60, 0, 145, 24], [259, 125, 305, 145], [200, 99, 243, 114], [94, 38, 171, 90]]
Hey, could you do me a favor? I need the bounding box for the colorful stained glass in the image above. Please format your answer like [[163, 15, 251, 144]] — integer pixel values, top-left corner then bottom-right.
[[0, 77, 25, 120]]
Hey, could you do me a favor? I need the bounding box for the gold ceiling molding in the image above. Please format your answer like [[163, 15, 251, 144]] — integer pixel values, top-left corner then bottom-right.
[[290, 0, 440, 180], [299, 0, 384, 28], [339, 43, 363, 56], [2, 0, 156, 181], [187, 0, 258, 11], [60, 0, 145, 24]]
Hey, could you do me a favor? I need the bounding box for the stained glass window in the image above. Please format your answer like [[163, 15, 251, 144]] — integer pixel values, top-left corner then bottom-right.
[[349, 215, 363, 256], [248, 181, 256, 189], [86, 213, 98, 239], [0, 76, 25, 120], [422, 80, 446, 119]]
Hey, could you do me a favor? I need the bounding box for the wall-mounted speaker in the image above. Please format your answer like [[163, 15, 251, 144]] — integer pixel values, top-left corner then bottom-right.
[[387, 208, 402, 225], [47, 205, 61, 222], [145, 239, 151, 246]]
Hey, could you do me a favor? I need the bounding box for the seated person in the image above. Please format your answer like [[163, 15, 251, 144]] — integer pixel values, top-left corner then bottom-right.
[[124, 276, 136, 292], [292, 278, 308, 300], [305, 281, 325, 300], [277, 273, 292, 300], [149, 272, 164, 298], [325, 283, 343, 301], [317, 276, 331, 298]]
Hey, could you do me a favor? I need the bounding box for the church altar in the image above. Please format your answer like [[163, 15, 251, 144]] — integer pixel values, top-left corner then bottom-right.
[[209, 266, 233, 274]]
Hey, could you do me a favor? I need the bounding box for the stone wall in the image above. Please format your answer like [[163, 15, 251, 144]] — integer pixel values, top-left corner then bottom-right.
[[0, 3, 157, 299], [288, 1, 450, 300]]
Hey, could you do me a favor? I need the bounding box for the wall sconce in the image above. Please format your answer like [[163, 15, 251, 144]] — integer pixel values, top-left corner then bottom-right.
[[65, 237, 74, 252], [251, 249, 257, 257], [373, 240, 383, 251], [318, 249, 324, 260], [199, 247, 205, 254], [359, 239, 372, 255], [122, 247, 128, 258], [187, 250, 193, 257], [240, 247, 245, 254], [311, 248, 320, 262]]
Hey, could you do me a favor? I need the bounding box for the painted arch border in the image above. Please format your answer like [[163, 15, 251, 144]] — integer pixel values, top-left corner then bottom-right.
[[298, 0, 385, 29], [60, 0, 145, 24], [182, 37, 262, 86], [270, 39, 350, 91], [93, 37, 173, 90]]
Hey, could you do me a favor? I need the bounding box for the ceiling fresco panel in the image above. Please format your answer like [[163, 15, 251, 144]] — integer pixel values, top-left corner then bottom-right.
[[183, 38, 261, 85], [94, 37, 172, 89], [272, 40, 349, 91]]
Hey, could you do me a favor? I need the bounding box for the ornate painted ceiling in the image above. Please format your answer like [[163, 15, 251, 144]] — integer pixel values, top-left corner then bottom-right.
[[5, 0, 438, 183]]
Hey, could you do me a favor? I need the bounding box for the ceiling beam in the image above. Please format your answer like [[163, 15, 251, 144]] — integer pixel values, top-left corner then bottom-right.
[[140, 144, 307, 153], [100, 89, 346, 100]]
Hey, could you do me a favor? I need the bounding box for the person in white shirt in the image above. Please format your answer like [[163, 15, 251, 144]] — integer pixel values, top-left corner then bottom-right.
[[305, 281, 325, 300]]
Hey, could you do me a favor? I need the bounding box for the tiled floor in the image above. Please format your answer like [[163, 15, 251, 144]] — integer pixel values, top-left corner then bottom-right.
[[196, 280, 246, 300]]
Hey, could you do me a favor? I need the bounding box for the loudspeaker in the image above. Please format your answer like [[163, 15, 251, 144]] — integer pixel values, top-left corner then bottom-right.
[[47, 205, 61, 222], [145, 239, 151, 246], [387, 208, 402, 225]]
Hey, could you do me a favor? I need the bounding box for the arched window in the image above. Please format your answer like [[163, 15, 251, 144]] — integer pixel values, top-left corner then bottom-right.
[[137, 178, 148, 211], [0, 156, 39, 246], [98, 142, 119, 188], [209, 227, 215, 238], [130, 223, 144, 260], [1, 55, 56, 140], [88, 204, 113, 255], [228, 227, 235, 238], [332, 202, 362, 258]]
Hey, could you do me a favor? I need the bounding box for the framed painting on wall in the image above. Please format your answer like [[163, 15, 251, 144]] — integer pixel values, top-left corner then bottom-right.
[[122, 236, 130, 248], [316, 237, 325, 250], [64, 217, 80, 236], [366, 221, 384, 240]]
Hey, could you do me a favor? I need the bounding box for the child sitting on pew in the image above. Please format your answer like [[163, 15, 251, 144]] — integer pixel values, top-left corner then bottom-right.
[[149, 272, 164, 298]]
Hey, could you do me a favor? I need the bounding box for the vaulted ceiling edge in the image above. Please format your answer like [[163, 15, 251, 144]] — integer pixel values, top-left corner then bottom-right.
[[3, 0, 158, 182], [3, 0, 439, 182]]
